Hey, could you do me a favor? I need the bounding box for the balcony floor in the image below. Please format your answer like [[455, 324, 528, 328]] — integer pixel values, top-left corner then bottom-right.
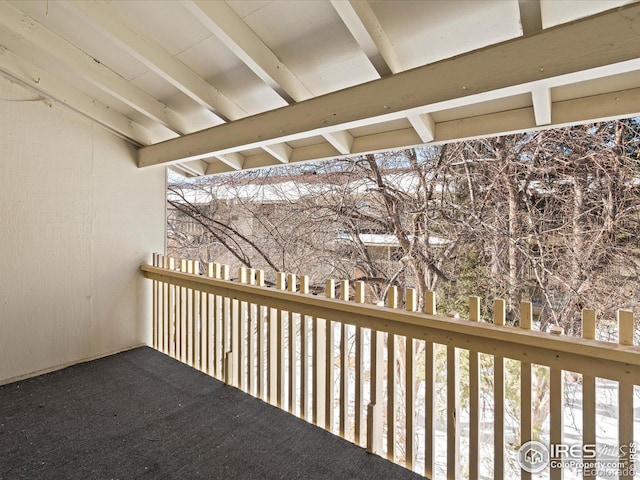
[[0, 347, 424, 479]]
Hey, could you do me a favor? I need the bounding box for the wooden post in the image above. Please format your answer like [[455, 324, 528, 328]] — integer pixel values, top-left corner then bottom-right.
[[493, 298, 506, 480], [618, 310, 635, 480], [520, 301, 533, 480], [447, 310, 461, 480], [276, 272, 286, 409], [581, 308, 596, 478], [255, 270, 265, 400], [339, 279, 349, 439], [424, 290, 436, 479], [354, 281, 365, 446], [325, 279, 335, 433], [287, 273, 298, 416], [300, 275, 309, 420], [179, 258, 188, 363], [387, 286, 398, 462], [405, 288, 417, 470], [468, 296, 480, 480]]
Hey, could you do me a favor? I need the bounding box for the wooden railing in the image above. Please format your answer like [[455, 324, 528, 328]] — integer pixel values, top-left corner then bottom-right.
[[142, 254, 639, 480]]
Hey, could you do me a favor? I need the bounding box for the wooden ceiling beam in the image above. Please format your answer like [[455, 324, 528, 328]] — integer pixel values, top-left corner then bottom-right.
[[65, 0, 245, 122], [0, 45, 154, 145], [138, 3, 640, 168], [0, 2, 193, 136]]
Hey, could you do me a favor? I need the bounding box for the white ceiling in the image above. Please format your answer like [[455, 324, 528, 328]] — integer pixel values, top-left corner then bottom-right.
[[0, 0, 638, 176]]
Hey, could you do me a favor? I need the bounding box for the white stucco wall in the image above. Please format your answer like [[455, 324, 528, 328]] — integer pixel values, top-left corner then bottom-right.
[[0, 76, 166, 383]]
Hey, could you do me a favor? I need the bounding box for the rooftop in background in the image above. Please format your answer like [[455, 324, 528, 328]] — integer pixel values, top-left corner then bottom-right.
[[1, 0, 639, 176]]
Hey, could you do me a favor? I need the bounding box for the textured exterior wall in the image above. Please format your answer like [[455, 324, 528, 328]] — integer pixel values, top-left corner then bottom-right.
[[0, 76, 165, 383]]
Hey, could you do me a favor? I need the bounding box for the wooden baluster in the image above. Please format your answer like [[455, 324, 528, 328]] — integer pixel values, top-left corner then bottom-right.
[[236, 267, 248, 390], [220, 264, 230, 382], [468, 296, 481, 480], [325, 279, 336, 433], [618, 310, 635, 480], [447, 311, 461, 480], [520, 301, 533, 480], [186, 260, 194, 366], [581, 309, 596, 480], [354, 281, 365, 446], [179, 258, 188, 363], [493, 298, 506, 480], [276, 272, 286, 409], [313, 298, 327, 427], [213, 263, 223, 379], [367, 323, 384, 456], [267, 272, 281, 406], [247, 269, 257, 396], [168, 257, 176, 358], [405, 288, 417, 470], [300, 275, 310, 420], [189, 260, 199, 368], [287, 273, 298, 415], [387, 286, 398, 461], [424, 290, 436, 479], [339, 280, 349, 439], [255, 270, 266, 400], [199, 262, 208, 373], [152, 253, 159, 350], [205, 262, 215, 376], [161, 255, 170, 355], [550, 323, 564, 480]]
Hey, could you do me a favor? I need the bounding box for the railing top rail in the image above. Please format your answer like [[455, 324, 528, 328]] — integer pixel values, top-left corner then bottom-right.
[[142, 263, 640, 383]]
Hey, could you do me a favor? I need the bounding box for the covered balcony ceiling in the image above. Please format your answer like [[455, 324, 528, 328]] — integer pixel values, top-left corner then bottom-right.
[[1, 0, 639, 177]]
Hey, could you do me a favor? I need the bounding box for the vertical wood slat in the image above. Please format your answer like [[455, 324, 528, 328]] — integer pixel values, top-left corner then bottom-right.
[[424, 290, 436, 480], [493, 298, 506, 480], [520, 301, 533, 480], [199, 262, 207, 373], [313, 305, 327, 427], [188, 260, 199, 368], [213, 263, 223, 379], [549, 325, 564, 480], [179, 259, 188, 364], [267, 273, 279, 406], [339, 280, 349, 439], [236, 267, 248, 389], [247, 269, 257, 396], [581, 309, 596, 480], [220, 265, 230, 382], [168, 257, 177, 358], [276, 272, 286, 409], [387, 286, 398, 462], [186, 260, 194, 366], [152, 253, 159, 350], [288, 273, 297, 416], [405, 288, 417, 470], [255, 270, 266, 400], [618, 310, 635, 480], [161, 255, 173, 355], [325, 279, 336, 433], [205, 263, 215, 376], [300, 276, 310, 420], [468, 296, 481, 480], [354, 281, 365, 446], [367, 318, 384, 455], [447, 311, 461, 480]]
